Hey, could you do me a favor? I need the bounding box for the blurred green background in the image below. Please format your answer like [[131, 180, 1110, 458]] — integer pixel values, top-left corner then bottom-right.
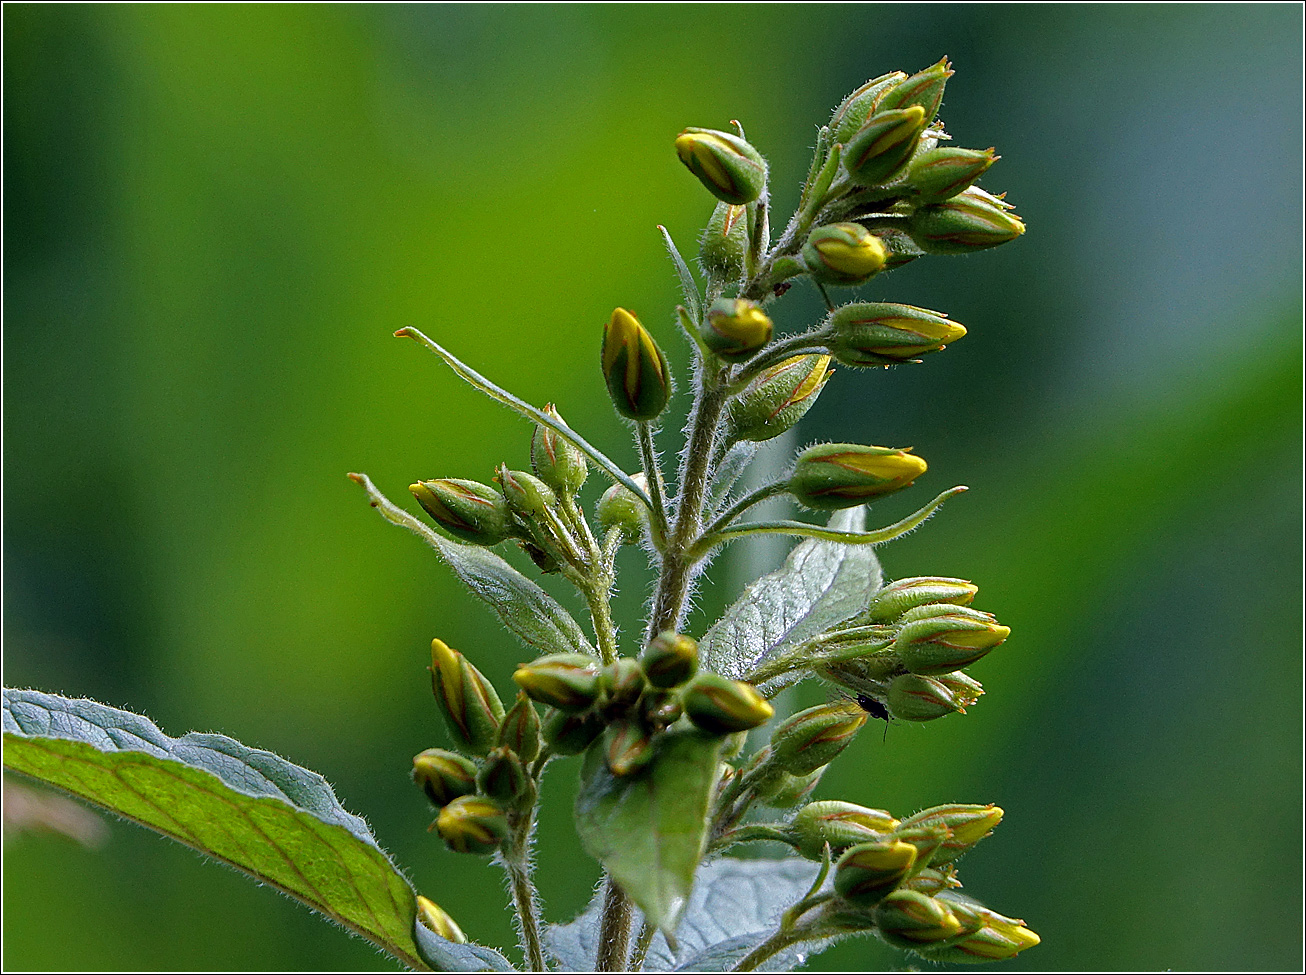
[[4, 4, 1301, 971]]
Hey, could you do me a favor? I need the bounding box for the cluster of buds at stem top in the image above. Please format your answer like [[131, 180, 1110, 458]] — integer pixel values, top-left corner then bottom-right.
[[789, 443, 926, 510], [674, 127, 767, 205], [726, 354, 832, 444], [822, 302, 966, 367], [410, 478, 514, 546], [595, 471, 648, 544], [909, 186, 1025, 255], [601, 308, 670, 421], [699, 202, 748, 284], [700, 297, 773, 362], [802, 223, 888, 286], [531, 403, 587, 496]]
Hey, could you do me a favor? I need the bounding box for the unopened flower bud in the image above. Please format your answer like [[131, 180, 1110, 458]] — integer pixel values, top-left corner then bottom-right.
[[412, 748, 478, 808], [833, 838, 918, 905], [935, 671, 984, 709], [531, 404, 587, 496], [828, 71, 908, 145], [639, 687, 684, 732], [865, 576, 978, 621], [699, 202, 748, 282], [410, 479, 513, 546], [824, 302, 966, 367], [842, 107, 927, 187], [605, 719, 656, 777], [789, 443, 926, 510], [476, 746, 530, 804], [788, 800, 900, 861], [875, 57, 953, 124], [675, 127, 767, 205], [642, 632, 699, 689], [682, 673, 774, 734], [893, 608, 1009, 676], [598, 658, 646, 718], [497, 467, 559, 525], [802, 223, 888, 286], [596, 472, 648, 543], [513, 653, 602, 713], [602, 308, 671, 421], [497, 691, 543, 764], [886, 673, 964, 721], [899, 804, 1003, 864], [415, 895, 467, 944], [755, 767, 824, 809], [430, 639, 505, 754], [908, 147, 998, 204], [435, 795, 510, 855], [872, 889, 964, 946], [904, 864, 962, 896], [769, 701, 866, 776], [542, 707, 605, 756], [921, 893, 1040, 962], [727, 354, 832, 444], [702, 297, 773, 362], [909, 187, 1025, 255], [891, 822, 953, 870]]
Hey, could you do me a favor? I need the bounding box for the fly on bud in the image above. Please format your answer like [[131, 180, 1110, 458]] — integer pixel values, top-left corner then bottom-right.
[[824, 302, 966, 367], [787, 800, 900, 861], [701, 297, 773, 362], [768, 700, 867, 776], [410, 479, 514, 546], [802, 223, 889, 286], [909, 186, 1025, 254], [412, 748, 478, 808], [899, 804, 1003, 864], [430, 639, 506, 754], [596, 472, 649, 543], [833, 838, 919, 905], [531, 404, 587, 496], [789, 443, 926, 510], [699, 202, 748, 283], [681, 673, 774, 734], [675, 127, 767, 205], [893, 607, 1010, 676], [435, 795, 510, 855], [886, 672, 965, 721], [726, 354, 832, 444], [415, 895, 467, 944], [876, 57, 953, 124], [842, 107, 927, 187], [512, 653, 602, 713], [865, 576, 978, 622], [872, 889, 964, 947], [642, 632, 699, 689], [602, 308, 671, 421], [908, 147, 998, 204]]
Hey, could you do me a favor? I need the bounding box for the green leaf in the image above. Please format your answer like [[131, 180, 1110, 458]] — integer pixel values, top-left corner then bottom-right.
[[574, 729, 722, 935], [545, 857, 822, 972], [414, 924, 517, 972], [658, 224, 703, 323], [351, 473, 595, 657], [699, 507, 881, 682], [2, 688, 431, 970]]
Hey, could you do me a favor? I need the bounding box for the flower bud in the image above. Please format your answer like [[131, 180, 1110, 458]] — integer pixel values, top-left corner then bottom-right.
[[601, 308, 671, 421], [788, 800, 900, 861], [908, 147, 997, 204], [598, 658, 646, 719], [893, 609, 1009, 676], [412, 748, 478, 808], [641, 632, 699, 689], [899, 804, 1003, 864], [873, 229, 925, 270], [476, 746, 530, 804], [531, 404, 587, 496], [865, 577, 978, 622], [824, 302, 966, 367], [497, 691, 543, 764], [886, 673, 964, 721], [604, 719, 656, 778], [595, 472, 648, 544], [904, 865, 962, 896], [435, 795, 510, 855], [639, 687, 684, 732], [512, 653, 602, 713], [755, 767, 824, 809], [701, 297, 773, 362], [891, 822, 953, 870], [789, 443, 926, 510], [497, 467, 559, 526], [833, 839, 918, 905], [872, 889, 963, 946], [935, 670, 984, 709], [769, 701, 867, 776], [828, 71, 908, 145], [430, 639, 505, 754], [699, 202, 748, 283], [921, 894, 1040, 962], [727, 354, 832, 444], [682, 673, 774, 734], [909, 187, 1025, 255], [542, 707, 605, 756], [876, 57, 953, 124], [410, 479, 513, 546], [802, 223, 888, 286], [842, 107, 927, 187], [415, 895, 467, 944], [674, 127, 767, 205]]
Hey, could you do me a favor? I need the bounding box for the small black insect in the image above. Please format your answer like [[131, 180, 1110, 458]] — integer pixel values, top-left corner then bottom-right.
[[856, 693, 891, 742]]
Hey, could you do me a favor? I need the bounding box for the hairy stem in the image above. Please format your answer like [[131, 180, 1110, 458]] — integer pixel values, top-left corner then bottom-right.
[[637, 421, 671, 549], [629, 920, 657, 971], [732, 928, 806, 972], [595, 875, 636, 971]]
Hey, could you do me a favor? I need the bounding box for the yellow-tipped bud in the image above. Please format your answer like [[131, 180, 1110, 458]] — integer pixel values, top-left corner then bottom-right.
[[681, 673, 774, 734], [415, 895, 467, 944], [789, 443, 926, 510], [675, 127, 767, 205], [701, 297, 773, 362], [601, 308, 670, 421], [802, 223, 889, 286]]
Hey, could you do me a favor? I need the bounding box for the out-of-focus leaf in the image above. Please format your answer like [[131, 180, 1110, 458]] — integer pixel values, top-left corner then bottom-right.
[[699, 507, 880, 679], [574, 728, 722, 935], [414, 923, 517, 972], [659, 224, 703, 323], [2, 689, 430, 971]]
